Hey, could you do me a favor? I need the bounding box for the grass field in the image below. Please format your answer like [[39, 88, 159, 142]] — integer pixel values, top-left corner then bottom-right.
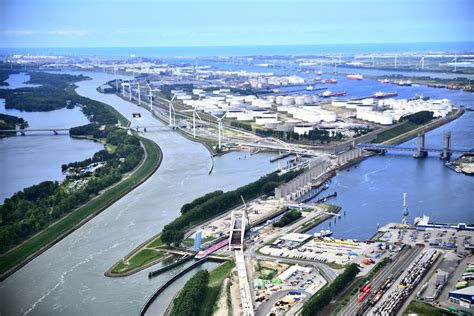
[[0, 136, 161, 278], [199, 261, 235, 316], [112, 249, 166, 274], [403, 300, 456, 316], [373, 121, 418, 143]]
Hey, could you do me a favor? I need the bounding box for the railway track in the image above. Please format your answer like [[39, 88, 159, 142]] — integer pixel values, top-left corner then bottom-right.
[[340, 246, 422, 316]]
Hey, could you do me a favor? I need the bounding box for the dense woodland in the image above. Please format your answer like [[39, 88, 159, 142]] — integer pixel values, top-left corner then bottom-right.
[[0, 113, 28, 133], [301, 263, 360, 316], [161, 169, 304, 246], [0, 72, 145, 254], [0, 72, 87, 112], [170, 269, 209, 316], [273, 209, 302, 227]]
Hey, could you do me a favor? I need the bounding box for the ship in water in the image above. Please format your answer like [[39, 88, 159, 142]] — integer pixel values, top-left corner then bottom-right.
[[321, 90, 347, 97], [447, 83, 461, 90], [373, 91, 398, 98], [395, 80, 412, 86], [347, 74, 363, 80], [322, 78, 338, 84], [377, 78, 391, 84], [314, 229, 333, 238]]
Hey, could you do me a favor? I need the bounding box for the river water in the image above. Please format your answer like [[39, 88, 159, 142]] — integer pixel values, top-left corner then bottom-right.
[[0, 71, 281, 316], [1, 67, 473, 315], [0, 73, 104, 202]]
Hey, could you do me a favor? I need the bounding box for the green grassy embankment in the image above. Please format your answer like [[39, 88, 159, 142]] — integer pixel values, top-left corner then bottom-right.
[[0, 136, 162, 280], [199, 261, 235, 316], [403, 300, 456, 316]]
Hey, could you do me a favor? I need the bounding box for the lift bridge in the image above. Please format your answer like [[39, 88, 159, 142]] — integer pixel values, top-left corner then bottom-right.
[[357, 131, 474, 160]]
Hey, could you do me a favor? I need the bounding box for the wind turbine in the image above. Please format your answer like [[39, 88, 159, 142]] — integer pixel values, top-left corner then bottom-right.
[[113, 67, 118, 91], [184, 105, 203, 138], [210, 112, 228, 150], [145, 82, 157, 113], [156, 95, 177, 128], [136, 81, 141, 105]]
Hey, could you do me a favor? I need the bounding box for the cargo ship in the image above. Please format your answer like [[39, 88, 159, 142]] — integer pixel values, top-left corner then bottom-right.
[[373, 91, 398, 98], [427, 83, 446, 88], [321, 90, 347, 97], [347, 74, 363, 80], [322, 78, 338, 84]]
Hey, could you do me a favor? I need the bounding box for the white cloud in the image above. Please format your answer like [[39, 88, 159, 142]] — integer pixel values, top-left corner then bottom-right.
[[2, 30, 91, 37]]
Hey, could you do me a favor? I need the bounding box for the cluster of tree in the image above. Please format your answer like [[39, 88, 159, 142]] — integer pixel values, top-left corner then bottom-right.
[[0, 113, 28, 132], [161, 169, 303, 246], [65, 126, 143, 176], [255, 128, 343, 144], [0, 181, 90, 252], [181, 190, 224, 214], [0, 80, 143, 253], [402, 111, 434, 125], [351, 127, 372, 137], [160, 84, 194, 100], [0, 72, 87, 112], [230, 121, 253, 131], [273, 210, 302, 227], [301, 263, 360, 316], [170, 269, 209, 316]]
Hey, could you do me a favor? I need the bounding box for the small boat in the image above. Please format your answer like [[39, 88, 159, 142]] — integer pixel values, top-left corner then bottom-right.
[[347, 74, 363, 80], [322, 78, 338, 84], [447, 83, 461, 90], [396, 80, 412, 86], [373, 91, 398, 98], [306, 85, 314, 91], [314, 229, 333, 238], [377, 78, 390, 84], [321, 90, 347, 97]]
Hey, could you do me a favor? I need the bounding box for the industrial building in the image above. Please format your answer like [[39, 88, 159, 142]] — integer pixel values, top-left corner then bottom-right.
[[448, 286, 474, 309]]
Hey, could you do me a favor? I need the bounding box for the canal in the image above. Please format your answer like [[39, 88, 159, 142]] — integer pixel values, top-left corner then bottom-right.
[[0, 71, 281, 316]]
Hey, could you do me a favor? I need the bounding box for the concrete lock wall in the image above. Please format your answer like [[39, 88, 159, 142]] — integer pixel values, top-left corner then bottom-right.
[[274, 158, 328, 200]]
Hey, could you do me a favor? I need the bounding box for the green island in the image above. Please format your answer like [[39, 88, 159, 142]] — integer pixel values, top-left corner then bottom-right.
[[107, 169, 303, 276], [0, 72, 162, 279], [0, 113, 28, 135], [169, 260, 236, 316]]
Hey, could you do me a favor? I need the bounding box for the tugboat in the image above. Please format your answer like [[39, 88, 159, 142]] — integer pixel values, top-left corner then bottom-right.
[[447, 83, 461, 90]]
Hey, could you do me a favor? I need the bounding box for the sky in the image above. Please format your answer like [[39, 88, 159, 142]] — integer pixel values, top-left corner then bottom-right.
[[1, 0, 473, 48]]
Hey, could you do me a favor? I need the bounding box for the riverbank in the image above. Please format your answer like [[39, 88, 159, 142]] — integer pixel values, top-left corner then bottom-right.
[[0, 74, 164, 280], [0, 134, 162, 280]]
